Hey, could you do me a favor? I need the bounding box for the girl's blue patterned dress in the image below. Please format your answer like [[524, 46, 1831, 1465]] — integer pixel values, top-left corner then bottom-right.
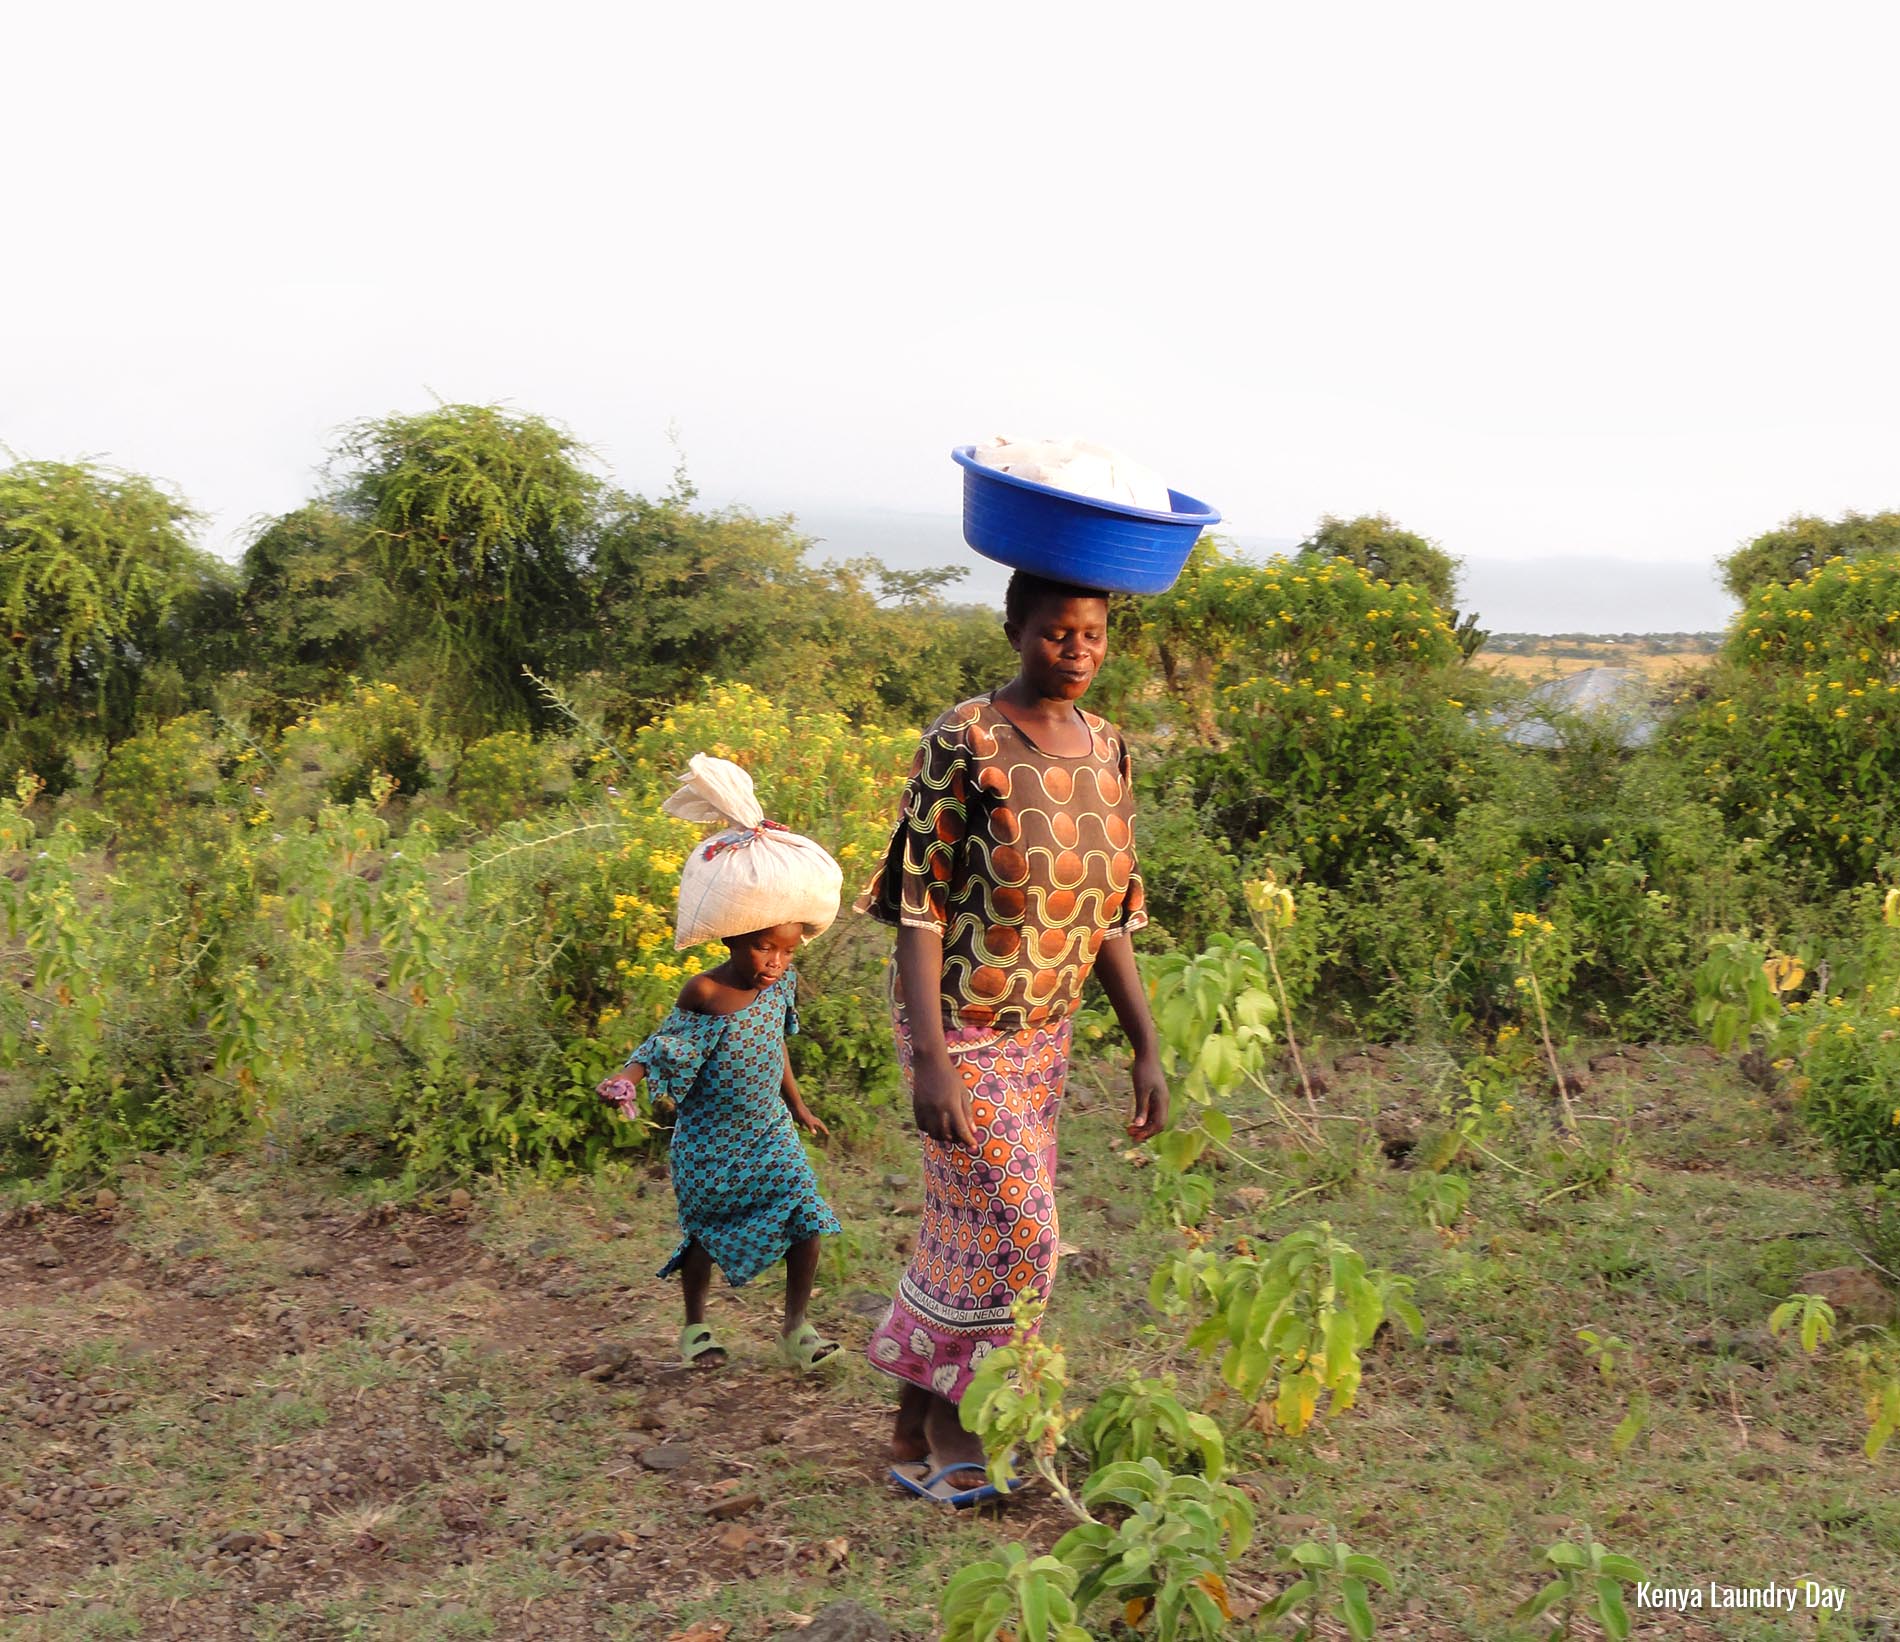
[[632, 970, 841, 1286]]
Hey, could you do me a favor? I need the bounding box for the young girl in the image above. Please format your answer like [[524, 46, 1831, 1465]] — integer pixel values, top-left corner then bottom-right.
[[597, 755, 846, 1370]]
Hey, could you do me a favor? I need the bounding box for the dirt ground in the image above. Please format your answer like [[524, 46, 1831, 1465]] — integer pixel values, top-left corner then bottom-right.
[[4, 1046, 1899, 1641]]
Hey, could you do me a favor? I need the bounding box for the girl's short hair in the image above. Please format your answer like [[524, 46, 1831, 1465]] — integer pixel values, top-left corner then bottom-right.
[[1003, 570, 1111, 628]]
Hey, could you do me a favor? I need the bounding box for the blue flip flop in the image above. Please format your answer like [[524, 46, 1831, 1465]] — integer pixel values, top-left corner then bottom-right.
[[889, 1455, 1027, 1509]]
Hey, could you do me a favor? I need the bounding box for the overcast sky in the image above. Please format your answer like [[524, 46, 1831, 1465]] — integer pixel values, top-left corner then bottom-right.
[[6, 1, 1898, 595]]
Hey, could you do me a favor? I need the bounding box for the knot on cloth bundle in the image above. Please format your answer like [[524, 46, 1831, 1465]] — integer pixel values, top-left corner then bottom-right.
[[662, 754, 843, 950]]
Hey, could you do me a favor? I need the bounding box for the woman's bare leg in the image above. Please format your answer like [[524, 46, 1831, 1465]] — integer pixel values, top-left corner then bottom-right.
[[922, 1391, 986, 1469], [892, 1382, 931, 1461]]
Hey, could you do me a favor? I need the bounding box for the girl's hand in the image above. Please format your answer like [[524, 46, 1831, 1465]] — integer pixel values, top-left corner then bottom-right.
[[597, 1072, 642, 1113], [912, 1055, 978, 1148], [791, 1101, 830, 1139], [1126, 1052, 1170, 1142]]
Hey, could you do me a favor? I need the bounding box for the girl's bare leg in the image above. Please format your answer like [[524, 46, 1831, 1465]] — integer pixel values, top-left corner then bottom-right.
[[679, 1242, 725, 1366], [783, 1235, 820, 1336]]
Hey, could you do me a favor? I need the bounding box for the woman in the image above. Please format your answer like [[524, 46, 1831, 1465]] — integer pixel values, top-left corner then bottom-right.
[[856, 569, 1170, 1504]]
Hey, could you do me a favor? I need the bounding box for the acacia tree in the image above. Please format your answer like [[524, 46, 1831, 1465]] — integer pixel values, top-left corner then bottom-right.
[[581, 489, 1013, 729], [331, 404, 597, 737], [1299, 514, 1459, 611], [0, 458, 232, 789], [235, 502, 397, 731], [1718, 510, 1900, 598]]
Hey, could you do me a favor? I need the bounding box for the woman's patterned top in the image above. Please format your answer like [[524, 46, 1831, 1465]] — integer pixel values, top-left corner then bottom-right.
[[856, 693, 1147, 1030]]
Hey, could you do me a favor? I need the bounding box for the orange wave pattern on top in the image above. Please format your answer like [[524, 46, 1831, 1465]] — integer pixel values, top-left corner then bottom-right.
[[856, 695, 1148, 1031]]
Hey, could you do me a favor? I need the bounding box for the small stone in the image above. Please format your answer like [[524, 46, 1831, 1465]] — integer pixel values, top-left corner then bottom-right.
[[715, 1523, 759, 1554], [216, 1530, 258, 1554], [639, 1443, 693, 1471], [841, 1290, 890, 1319], [782, 1601, 892, 1642], [33, 1244, 62, 1268], [95, 1188, 118, 1213], [387, 1244, 418, 1269], [447, 1188, 473, 1213], [882, 1173, 910, 1190], [1798, 1266, 1896, 1326], [708, 1490, 762, 1520], [287, 1251, 332, 1278], [571, 1529, 615, 1553]]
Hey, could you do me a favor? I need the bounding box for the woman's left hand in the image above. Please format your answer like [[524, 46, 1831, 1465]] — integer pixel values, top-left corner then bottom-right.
[[1127, 1052, 1170, 1141]]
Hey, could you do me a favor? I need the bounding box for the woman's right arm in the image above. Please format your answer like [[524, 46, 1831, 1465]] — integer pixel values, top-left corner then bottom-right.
[[895, 925, 977, 1148]]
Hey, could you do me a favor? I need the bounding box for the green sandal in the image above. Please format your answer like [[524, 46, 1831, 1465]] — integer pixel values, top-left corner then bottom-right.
[[678, 1323, 728, 1367], [778, 1320, 841, 1371]]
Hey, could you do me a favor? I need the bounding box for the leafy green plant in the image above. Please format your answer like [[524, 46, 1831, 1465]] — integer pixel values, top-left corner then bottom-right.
[[959, 1296, 1078, 1501], [1766, 1201, 1898, 1462], [1263, 1528, 1396, 1642], [1074, 1377, 1225, 1479], [1516, 1530, 1644, 1640], [1575, 1326, 1648, 1453], [940, 1543, 1092, 1642], [1843, 1330, 1900, 1459], [1575, 1326, 1631, 1383], [1769, 1291, 1838, 1355], [1150, 1221, 1423, 1436], [1407, 1169, 1471, 1233], [1691, 934, 1795, 1054], [1053, 1458, 1254, 1642]]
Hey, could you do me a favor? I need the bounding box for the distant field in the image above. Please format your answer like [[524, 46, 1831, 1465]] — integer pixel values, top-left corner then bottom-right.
[[1478, 634, 1721, 684]]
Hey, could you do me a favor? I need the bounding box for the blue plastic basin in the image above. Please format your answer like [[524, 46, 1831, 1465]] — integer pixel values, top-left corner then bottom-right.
[[952, 445, 1220, 596]]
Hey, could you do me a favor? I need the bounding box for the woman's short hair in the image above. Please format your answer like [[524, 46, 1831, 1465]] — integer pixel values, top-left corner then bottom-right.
[[1003, 570, 1111, 628]]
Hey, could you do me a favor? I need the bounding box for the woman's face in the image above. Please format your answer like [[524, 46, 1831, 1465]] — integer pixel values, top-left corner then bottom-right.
[[1006, 595, 1110, 702]]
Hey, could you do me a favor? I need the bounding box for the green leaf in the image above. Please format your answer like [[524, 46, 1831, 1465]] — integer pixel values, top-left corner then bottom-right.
[[1265, 1576, 1317, 1618], [1020, 1573, 1051, 1642], [1342, 1552, 1395, 1586], [1596, 1576, 1631, 1641], [1515, 1577, 1568, 1620], [1342, 1577, 1375, 1641]]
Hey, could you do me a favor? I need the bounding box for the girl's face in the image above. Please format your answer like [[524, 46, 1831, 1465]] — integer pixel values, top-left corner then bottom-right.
[[726, 924, 803, 988], [1005, 595, 1110, 702]]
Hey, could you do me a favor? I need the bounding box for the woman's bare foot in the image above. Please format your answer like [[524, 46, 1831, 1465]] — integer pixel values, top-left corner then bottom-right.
[[892, 1382, 931, 1462]]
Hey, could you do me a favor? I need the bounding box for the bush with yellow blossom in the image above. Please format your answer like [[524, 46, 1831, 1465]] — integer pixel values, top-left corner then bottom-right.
[[1678, 553, 1900, 888]]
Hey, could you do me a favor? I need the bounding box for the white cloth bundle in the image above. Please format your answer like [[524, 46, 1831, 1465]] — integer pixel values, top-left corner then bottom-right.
[[972, 434, 1172, 513], [663, 754, 843, 950]]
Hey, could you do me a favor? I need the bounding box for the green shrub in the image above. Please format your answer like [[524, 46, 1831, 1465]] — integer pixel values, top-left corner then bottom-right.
[[282, 680, 434, 803], [449, 730, 562, 829], [95, 714, 221, 846], [1675, 553, 1900, 889]]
